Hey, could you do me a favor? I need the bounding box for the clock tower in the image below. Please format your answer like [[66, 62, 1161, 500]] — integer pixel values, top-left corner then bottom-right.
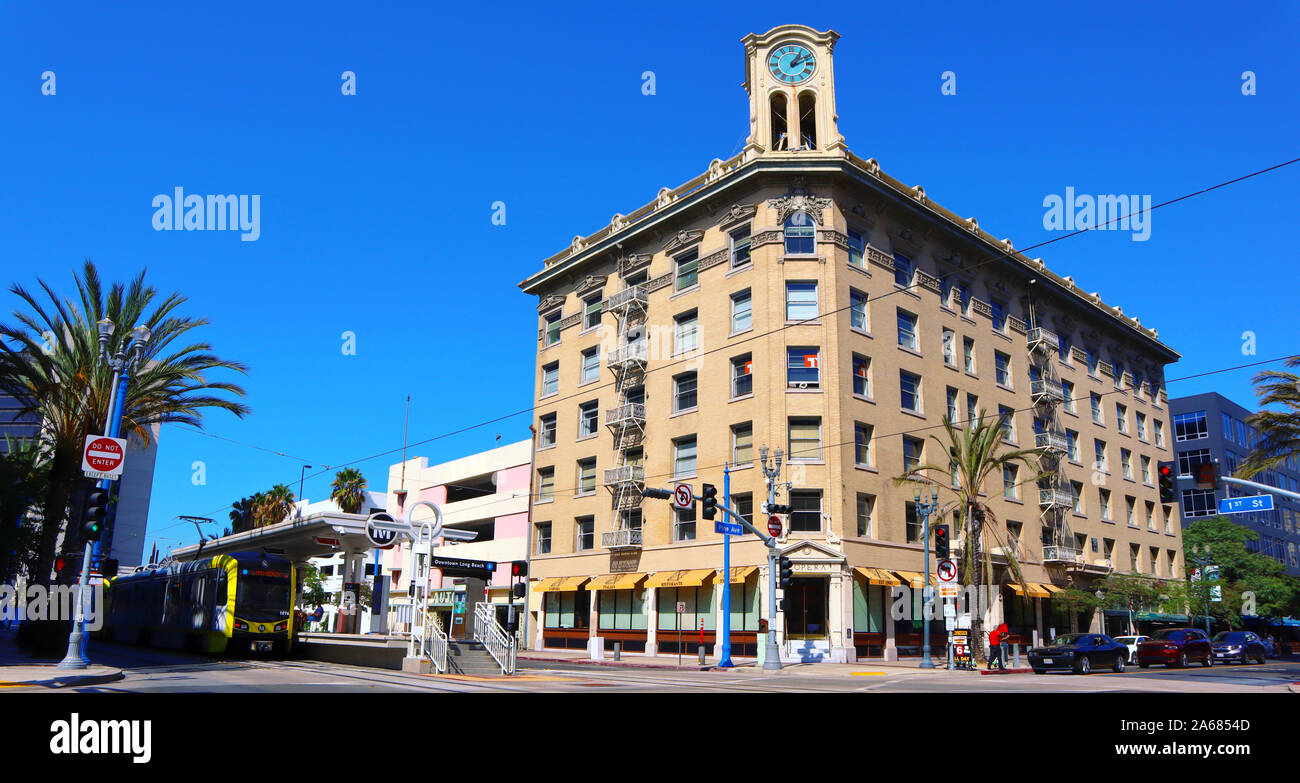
[[742, 25, 843, 157]]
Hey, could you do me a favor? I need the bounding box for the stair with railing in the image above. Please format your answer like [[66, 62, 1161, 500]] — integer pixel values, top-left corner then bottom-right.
[[410, 605, 448, 673], [472, 602, 517, 675]]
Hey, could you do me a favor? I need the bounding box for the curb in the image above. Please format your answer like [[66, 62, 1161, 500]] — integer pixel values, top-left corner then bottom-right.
[[979, 667, 1033, 675], [518, 656, 719, 673], [2, 668, 125, 689]]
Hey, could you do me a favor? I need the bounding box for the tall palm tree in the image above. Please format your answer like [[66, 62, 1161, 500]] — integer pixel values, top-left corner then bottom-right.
[[229, 494, 262, 534], [330, 468, 367, 514], [254, 484, 296, 528], [0, 261, 249, 586], [894, 411, 1047, 661], [1240, 356, 1300, 478]]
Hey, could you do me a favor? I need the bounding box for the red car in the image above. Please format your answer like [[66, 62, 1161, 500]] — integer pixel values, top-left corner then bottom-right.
[[1136, 628, 1213, 668]]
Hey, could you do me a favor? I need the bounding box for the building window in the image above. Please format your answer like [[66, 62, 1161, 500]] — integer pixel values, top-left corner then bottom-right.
[[1141, 455, 1152, 484], [1003, 464, 1019, 499], [674, 372, 698, 412], [963, 337, 975, 373], [942, 328, 955, 365], [850, 288, 868, 331], [786, 281, 818, 321], [536, 467, 554, 501], [784, 211, 816, 254], [856, 493, 875, 537], [1058, 332, 1072, 362], [535, 522, 551, 555], [1221, 412, 1235, 443], [674, 436, 697, 477], [1116, 403, 1128, 433], [731, 289, 752, 333], [1174, 411, 1209, 441], [730, 225, 752, 268], [966, 393, 979, 429], [675, 505, 697, 541], [787, 347, 820, 388], [1146, 501, 1157, 530], [1126, 496, 1136, 526], [544, 310, 561, 345], [538, 413, 557, 448], [1085, 346, 1099, 376], [577, 458, 597, 495], [995, 351, 1011, 387], [1177, 448, 1212, 477], [946, 386, 959, 423], [1094, 439, 1108, 472], [1062, 380, 1076, 413], [847, 228, 866, 267], [1120, 448, 1133, 480], [897, 309, 919, 350], [789, 417, 822, 461], [581, 347, 600, 383], [731, 354, 753, 397], [732, 422, 753, 465], [790, 490, 822, 532], [905, 502, 923, 543], [903, 435, 924, 474], [734, 493, 754, 526], [674, 311, 698, 354], [1099, 488, 1112, 520], [1154, 419, 1165, 447], [541, 362, 559, 397], [852, 354, 870, 397], [583, 294, 603, 330], [1066, 429, 1080, 462], [900, 370, 921, 412], [1137, 412, 1148, 440], [1091, 393, 1104, 424], [579, 401, 599, 437], [1071, 481, 1085, 514], [990, 300, 1008, 332], [998, 405, 1016, 442], [893, 253, 913, 287], [1113, 361, 1125, 389], [854, 423, 873, 467], [576, 516, 595, 551], [674, 249, 699, 290]]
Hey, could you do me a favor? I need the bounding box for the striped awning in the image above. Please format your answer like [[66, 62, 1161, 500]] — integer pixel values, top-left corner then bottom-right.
[[530, 576, 590, 593], [854, 567, 903, 586], [892, 570, 927, 587], [724, 566, 759, 583], [645, 569, 715, 588], [587, 572, 648, 591], [1007, 582, 1051, 598]]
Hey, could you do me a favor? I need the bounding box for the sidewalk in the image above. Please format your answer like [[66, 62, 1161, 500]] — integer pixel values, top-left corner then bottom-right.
[[0, 626, 125, 690], [516, 647, 968, 676]]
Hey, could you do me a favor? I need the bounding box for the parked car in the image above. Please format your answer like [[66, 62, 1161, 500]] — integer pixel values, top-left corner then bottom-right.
[[1113, 635, 1150, 664], [1137, 628, 1213, 668], [1029, 633, 1129, 674], [1211, 631, 1268, 665]]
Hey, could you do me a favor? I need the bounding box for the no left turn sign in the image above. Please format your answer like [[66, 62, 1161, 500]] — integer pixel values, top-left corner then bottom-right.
[[936, 559, 958, 584], [673, 483, 694, 510]]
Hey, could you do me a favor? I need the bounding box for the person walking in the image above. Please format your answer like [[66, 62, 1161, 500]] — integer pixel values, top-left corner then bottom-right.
[[988, 624, 1004, 670], [996, 622, 1010, 668]]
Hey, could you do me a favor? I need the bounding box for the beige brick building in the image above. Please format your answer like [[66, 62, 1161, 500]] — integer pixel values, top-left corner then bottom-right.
[[518, 24, 1182, 662]]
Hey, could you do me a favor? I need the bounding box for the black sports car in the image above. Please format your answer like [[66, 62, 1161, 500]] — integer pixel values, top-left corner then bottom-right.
[[1029, 633, 1129, 674]]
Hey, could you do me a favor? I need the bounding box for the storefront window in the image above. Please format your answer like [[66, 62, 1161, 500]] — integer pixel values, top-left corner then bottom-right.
[[597, 589, 648, 631], [852, 580, 886, 633], [543, 591, 590, 629], [657, 585, 716, 631], [727, 579, 761, 631]]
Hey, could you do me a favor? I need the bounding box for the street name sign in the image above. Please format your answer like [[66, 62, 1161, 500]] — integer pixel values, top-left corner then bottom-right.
[[1218, 495, 1274, 514], [714, 520, 743, 536], [673, 483, 694, 510], [430, 555, 496, 579], [82, 435, 127, 480]]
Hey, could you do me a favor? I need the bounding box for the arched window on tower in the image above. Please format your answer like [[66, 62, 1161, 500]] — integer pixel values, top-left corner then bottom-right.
[[798, 92, 817, 150], [770, 93, 789, 151], [784, 211, 816, 255]]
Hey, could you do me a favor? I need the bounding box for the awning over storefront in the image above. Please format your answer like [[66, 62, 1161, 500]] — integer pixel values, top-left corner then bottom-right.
[[1037, 583, 1063, 595], [530, 576, 590, 593], [724, 565, 758, 583], [645, 569, 715, 588], [1135, 612, 1188, 622], [587, 572, 648, 591], [1006, 582, 1051, 598], [893, 570, 926, 587], [854, 567, 903, 586]]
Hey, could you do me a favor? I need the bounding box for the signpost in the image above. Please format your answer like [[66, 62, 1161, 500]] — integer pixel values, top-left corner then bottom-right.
[[676, 602, 685, 665], [430, 555, 496, 580], [364, 512, 405, 549], [673, 483, 694, 510], [953, 628, 973, 669], [766, 516, 783, 538], [1218, 495, 1274, 514], [81, 435, 127, 481]]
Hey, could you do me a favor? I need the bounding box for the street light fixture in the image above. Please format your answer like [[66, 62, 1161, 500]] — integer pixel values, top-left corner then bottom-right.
[[914, 481, 941, 669]]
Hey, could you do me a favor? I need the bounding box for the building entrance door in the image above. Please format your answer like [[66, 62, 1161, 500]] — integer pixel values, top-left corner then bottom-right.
[[784, 577, 828, 640]]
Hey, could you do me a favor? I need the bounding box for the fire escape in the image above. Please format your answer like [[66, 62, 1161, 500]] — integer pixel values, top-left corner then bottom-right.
[[1027, 317, 1082, 574], [601, 280, 648, 551]]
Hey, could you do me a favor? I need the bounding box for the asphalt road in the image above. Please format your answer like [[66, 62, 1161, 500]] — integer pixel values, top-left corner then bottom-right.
[[15, 639, 1297, 693]]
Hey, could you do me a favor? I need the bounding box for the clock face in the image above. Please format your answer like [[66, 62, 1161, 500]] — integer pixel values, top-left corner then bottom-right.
[[768, 43, 816, 84]]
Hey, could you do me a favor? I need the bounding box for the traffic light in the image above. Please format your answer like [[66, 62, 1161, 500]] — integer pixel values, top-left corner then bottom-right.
[[1193, 461, 1220, 491], [83, 489, 109, 541], [768, 503, 794, 515], [55, 556, 66, 573], [934, 524, 950, 560], [511, 582, 526, 600], [99, 558, 119, 580], [778, 556, 793, 589], [701, 483, 718, 520], [510, 560, 528, 578], [1157, 461, 1176, 504]]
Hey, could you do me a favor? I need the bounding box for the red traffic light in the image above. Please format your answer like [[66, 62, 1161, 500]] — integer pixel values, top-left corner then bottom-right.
[[1158, 464, 1173, 478], [55, 557, 66, 572], [510, 560, 528, 578]]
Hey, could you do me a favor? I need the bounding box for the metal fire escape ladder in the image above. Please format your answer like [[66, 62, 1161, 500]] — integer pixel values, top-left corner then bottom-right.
[[1027, 318, 1080, 568], [602, 281, 648, 551]]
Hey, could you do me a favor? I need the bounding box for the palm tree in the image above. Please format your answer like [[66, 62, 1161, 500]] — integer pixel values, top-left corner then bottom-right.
[[254, 484, 296, 528], [1239, 356, 1300, 478], [0, 261, 249, 586], [893, 411, 1047, 662], [330, 468, 367, 514], [0, 437, 51, 584], [229, 494, 262, 534]]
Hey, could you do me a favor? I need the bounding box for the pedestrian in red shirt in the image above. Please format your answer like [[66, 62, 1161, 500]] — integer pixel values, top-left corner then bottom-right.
[[988, 624, 1004, 670]]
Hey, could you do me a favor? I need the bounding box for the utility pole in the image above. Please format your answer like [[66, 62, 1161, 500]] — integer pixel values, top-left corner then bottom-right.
[[719, 462, 733, 668], [759, 446, 784, 671]]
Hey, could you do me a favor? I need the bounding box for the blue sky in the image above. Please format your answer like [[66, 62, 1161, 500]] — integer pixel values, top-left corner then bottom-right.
[[1, 1, 1297, 557]]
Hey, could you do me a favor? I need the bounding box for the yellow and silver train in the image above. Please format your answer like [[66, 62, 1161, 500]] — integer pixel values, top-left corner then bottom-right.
[[102, 552, 294, 655]]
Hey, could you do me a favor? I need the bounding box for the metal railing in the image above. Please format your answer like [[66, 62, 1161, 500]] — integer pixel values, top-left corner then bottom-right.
[[607, 341, 649, 368], [1042, 545, 1083, 564], [1038, 487, 1074, 509], [1035, 431, 1069, 453], [412, 606, 448, 673], [1027, 327, 1060, 352], [601, 527, 643, 550], [474, 602, 516, 676], [605, 285, 648, 311], [1030, 378, 1065, 404], [606, 402, 646, 428], [604, 464, 645, 486]]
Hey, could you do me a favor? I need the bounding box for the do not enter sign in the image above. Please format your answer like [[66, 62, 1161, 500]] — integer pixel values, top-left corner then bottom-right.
[[767, 515, 783, 538], [82, 435, 127, 480]]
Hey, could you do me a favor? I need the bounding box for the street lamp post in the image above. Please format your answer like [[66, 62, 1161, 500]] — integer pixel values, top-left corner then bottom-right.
[[1191, 545, 1214, 636], [59, 319, 150, 669], [914, 482, 940, 669], [759, 446, 784, 671], [299, 465, 312, 508]]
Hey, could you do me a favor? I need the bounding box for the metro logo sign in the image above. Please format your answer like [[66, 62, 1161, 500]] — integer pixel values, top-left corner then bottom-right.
[[82, 435, 127, 480]]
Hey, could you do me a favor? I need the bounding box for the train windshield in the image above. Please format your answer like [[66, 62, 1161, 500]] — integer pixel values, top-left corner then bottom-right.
[[236, 574, 291, 620]]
